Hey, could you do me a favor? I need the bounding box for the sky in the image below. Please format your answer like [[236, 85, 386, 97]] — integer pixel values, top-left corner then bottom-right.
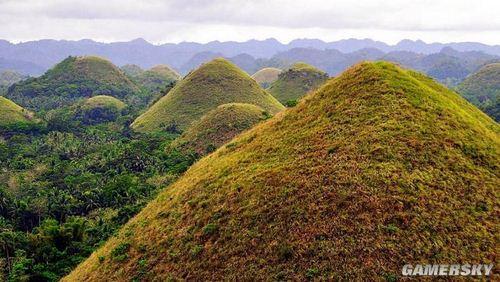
[[0, 0, 499, 45]]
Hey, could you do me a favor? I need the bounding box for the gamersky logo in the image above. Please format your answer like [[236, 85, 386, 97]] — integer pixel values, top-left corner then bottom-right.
[[402, 264, 494, 276]]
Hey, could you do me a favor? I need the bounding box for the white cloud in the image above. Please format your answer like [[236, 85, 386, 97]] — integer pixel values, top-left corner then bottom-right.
[[0, 0, 498, 44]]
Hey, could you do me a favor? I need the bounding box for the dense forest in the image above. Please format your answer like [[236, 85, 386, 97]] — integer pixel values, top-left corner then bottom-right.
[[0, 57, 199, 280], [0, 108, 198, 280]]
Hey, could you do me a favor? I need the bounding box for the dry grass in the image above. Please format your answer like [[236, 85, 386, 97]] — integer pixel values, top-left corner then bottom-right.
[[169, 103, 269, 156], [65, 61, 499, 281]]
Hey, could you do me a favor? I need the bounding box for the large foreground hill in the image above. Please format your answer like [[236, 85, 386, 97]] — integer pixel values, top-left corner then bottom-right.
[[65, 62, 498, 280]]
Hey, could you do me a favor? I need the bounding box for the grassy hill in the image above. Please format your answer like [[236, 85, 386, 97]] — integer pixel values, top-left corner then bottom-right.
[[82, 95, 127, 110], [133, 65, 181, 93], [251, 67, 282, 88], [131, 58, 284, 132], [456, 63, 500, 121], [65, 61, 499, 280], [170, 103, 269, 156], [0, 96, 36, 126], [78, 95, 127, 125], [268, 62, 328, 105], [6, 56, 141, 111]]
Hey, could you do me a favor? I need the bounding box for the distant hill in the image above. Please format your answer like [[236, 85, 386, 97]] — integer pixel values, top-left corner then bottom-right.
[[5, 56, 142, 111], [66, 62, 499, 280], [0, 57, 45, 76], [131, 65, 181, 94], [251, 67, 282, 88], [180, 51, 223, 74], [457, 63, 500, 121], [1, 38, 499, 76], [78, 95, 127, 125], [170, 103, 269, 156], [131, 58, 284, 132], [0, 70, 27, 94], [120, 64, 144, 77], [268, 62, 328, 105], [0, 96, 36, 127], [382, 48, 498, 86]]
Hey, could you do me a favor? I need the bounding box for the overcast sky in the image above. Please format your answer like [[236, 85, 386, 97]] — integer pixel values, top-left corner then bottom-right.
[[0, 0, 499, 44]]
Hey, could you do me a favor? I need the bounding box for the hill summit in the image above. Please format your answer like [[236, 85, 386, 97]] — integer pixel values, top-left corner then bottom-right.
[[66, 62, 499, 280], [131, 58, 284, 132], [268, 62, 328, 105], [6, 56, 140, 111], [456, 63, 500, 121], [131, 64, 181, 94], [170, 103, 269, 156]]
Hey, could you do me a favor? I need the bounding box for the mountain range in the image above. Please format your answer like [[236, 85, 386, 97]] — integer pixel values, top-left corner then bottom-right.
[[1, 38, 499, 76]]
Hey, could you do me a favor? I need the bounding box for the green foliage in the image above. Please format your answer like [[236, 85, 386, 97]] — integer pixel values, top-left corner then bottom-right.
[[456, 63, 500, 121], [130, 65, 181, 94], [5, 56, 146, 112], [79, 96, 127, 125], [131, 58, 284, 132], [268, 62, 328, 104], [111, 243, 130, 262], [190, 245, 203, 258], [284, 99, 298, 107], [0, 105, 196, 280], [305, 268, 319, 279], [170, 103, 269, 157], [202, 223, 218, 236]]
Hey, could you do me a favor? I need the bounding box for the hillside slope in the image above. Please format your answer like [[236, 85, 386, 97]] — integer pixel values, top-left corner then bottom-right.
[[456, 63, 500, 121], [251, 67, 282, 88], [268, 62, 328, 105], [131, 58, 284, 132], [0, 96, 36, 126], [65, 62, 499, 281], [6, 56, 141, 111], [170, 103, 269, 156]]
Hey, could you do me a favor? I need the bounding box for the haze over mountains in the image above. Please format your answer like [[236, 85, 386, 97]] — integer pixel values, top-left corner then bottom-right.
[[1, 38, 499, 76]]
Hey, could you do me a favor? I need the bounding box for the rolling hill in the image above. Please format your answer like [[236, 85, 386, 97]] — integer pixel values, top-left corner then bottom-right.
[[133, 65, 181, 93], [251, 67, 282, 88], [268, 62, 328, 105], [5, 56, 141, 111], [65, 62, 499, 280], [131, 58, 284, 132], [121, 64, 144, 77], [456, 63, 500, 121], [170, 103, 269, 156], [0, 70, 27, 94], [78, 95, 127, 125], [0, 96, 36, 127]]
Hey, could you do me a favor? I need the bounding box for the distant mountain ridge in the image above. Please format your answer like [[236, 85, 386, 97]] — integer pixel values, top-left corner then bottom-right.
[[1, 38, 499, 75]]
